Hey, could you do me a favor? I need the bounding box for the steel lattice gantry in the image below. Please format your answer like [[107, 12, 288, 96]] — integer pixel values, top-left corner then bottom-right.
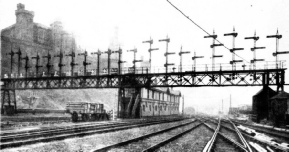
[[1, 69, 286, 91]]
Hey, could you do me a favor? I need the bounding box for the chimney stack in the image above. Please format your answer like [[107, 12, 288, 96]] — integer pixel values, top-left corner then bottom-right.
[[15, 3, 34, 24]]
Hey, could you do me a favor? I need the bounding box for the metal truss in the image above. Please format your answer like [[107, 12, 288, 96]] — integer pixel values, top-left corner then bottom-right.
[[1, 69, 285, 91]]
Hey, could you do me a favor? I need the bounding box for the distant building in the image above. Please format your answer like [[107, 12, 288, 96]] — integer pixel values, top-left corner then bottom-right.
[[1, 4, 77, 76], [1, 3, 120, 77], [229, 105, 252, 115]]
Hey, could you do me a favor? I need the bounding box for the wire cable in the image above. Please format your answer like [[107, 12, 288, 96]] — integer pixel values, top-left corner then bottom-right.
[[166, 0, 250, 63]]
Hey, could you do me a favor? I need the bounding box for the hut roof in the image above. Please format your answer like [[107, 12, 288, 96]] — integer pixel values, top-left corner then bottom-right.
[[151, 87, 181, 96], [254, 87, 276, 97], [270, 91, 289, 100]]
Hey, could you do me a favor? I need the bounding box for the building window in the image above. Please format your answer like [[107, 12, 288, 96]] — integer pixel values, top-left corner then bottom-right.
[[164, 94, 167, 101], [149, 105, 151, 111], [149, 90, 153, 99], [142, 88, 148, 99], [143, 105, 145, 111], [154, 91, 159, 100], [155, 105, 157, 111], [146, 102, 148, 107]]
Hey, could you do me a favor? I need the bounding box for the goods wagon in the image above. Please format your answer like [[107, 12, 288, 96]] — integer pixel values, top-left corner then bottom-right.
[[66, 102, 109, 122]]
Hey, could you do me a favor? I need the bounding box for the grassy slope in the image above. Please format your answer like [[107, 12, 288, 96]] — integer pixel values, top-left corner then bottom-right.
[[16, 89, 118, 111]]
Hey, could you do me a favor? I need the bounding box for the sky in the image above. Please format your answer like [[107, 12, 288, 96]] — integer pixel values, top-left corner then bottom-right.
[[1, 0, 289, 114]]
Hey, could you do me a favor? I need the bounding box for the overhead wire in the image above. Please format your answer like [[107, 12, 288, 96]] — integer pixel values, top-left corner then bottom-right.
[[166, 0, 250, 63]]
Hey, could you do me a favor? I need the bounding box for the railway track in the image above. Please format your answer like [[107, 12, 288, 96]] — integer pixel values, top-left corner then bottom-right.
[[219, 121, 245, 147], [230, 119, 289, 142], [207, 118, 288, 152], [203, 119, 249, 152], [92, 118, 247, 152], [91, 119, 202, 152], [157, 122, 215, 151], [0, 118, 186, 149]]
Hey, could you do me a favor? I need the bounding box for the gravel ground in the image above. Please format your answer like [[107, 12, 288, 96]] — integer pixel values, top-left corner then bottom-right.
[[221, 121, 234, 129], [205, 121, 218, 129], [1, 113, 71, 131], [2, 119, 193, 152], [109, 121, 199, 151], [214, 135, 240, 152], [157, 124, 214, 152], [219, 127, 243, 145]]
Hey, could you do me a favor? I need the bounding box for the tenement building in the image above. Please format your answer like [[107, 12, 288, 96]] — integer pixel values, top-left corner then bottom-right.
[[1, 3, 120, 77], [1, 3, 78, 77]]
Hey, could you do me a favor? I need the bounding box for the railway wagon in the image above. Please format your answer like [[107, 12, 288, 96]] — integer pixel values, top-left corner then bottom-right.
[[66, 102, 109, 122], [120, 87, 181, 118]]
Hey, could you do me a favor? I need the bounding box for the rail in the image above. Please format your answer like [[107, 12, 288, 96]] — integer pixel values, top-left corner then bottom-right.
[[0, 118, 186, 149], [92, 119, 198, 152], [202, 118, 221, 152], [203, 118, 249, 152], [228, 119, 253, 152]]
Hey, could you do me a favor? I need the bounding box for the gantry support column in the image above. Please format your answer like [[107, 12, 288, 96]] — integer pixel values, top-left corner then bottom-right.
[[1, 89, 17, 115]]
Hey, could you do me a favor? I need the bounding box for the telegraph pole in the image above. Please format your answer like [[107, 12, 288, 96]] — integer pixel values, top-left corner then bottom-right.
[[224, 27, 243, 70], [179, 46, 190, 72], [54, 33, 65, 76], [66, 50, 77, 76], [14, 48, 22, 77], [43, 51, 53, 76], [7, 44, 15, 76], [21, 55, 30, 78], [104, 49, 113, 75], [229, 94, 232, 114], [222, 99, 224, 114], [54, 51, 65, 76], [78, 50, 91, 76], [245, 31, 265, 69], [112, 47, 126, 75], [192, 51, 204, 71], [91, 49, 102, 75], [204, 30, 223, 71], [159, 36, 175, 73], [143, 37, 158, 72], [31, 52, 42, 77], [182, 95, 184, 115], [267, 30, 289, 69], [127, 48, 143, 74]]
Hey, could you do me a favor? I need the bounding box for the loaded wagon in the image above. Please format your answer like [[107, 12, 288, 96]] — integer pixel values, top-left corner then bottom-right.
[[66, 102, 110, 122]]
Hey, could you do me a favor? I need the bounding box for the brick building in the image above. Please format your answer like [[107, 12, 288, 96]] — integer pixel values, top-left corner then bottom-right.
[[1, 3, 120, 77]]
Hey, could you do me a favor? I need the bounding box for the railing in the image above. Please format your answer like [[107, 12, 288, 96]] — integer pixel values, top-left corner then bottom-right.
[[1, 61, 286, 79]]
